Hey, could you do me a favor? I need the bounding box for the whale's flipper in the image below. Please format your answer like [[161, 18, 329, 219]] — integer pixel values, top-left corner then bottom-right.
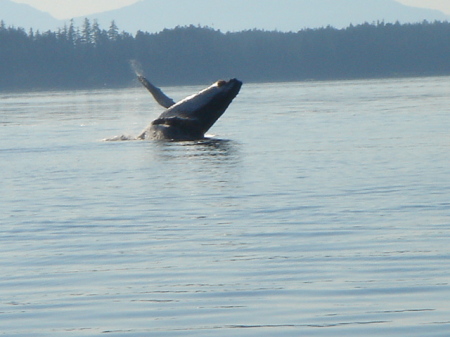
[[138, 76, 176, 108]]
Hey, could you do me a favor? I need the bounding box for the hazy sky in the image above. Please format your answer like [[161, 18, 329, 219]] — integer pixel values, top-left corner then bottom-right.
[[11, 0, 450, 19]]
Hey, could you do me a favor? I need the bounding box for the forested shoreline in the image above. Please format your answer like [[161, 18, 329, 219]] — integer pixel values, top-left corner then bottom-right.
[[1, 19, 450, 90]]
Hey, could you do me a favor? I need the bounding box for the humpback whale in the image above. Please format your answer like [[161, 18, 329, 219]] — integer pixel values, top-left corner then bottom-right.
[[137, 76, 242, 140]]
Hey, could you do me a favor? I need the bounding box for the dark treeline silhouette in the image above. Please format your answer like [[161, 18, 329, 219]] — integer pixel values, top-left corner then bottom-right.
[[2, 19, 450, 90]]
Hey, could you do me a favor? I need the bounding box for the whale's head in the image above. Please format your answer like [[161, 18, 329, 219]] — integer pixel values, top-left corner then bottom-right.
[[165, 78, 242, 134], [190, 78, 242, 133]]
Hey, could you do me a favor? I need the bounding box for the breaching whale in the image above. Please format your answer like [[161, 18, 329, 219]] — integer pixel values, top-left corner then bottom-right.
[[137, 76, 242, 140]]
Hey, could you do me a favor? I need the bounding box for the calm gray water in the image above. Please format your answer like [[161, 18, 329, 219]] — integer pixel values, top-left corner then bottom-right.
[[1, 77, 449, 336]]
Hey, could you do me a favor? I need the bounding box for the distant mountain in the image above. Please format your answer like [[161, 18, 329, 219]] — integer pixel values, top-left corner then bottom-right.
[[1, 0, 449, 33], [0, 0, 59, 31], [75, 0, 449, 33]]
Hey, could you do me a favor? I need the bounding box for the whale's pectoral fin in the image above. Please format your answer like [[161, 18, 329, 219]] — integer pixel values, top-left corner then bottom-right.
[[138, 76, 176, 108]]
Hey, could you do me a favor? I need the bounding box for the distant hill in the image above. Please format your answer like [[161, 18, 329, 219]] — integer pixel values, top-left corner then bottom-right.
[[0, 0, 449, 33], [0, 0, 59, 31], [75, 0, 450, 33]]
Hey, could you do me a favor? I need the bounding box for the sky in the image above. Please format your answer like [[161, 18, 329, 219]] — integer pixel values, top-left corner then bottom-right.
[[11, 0, 450, 19]]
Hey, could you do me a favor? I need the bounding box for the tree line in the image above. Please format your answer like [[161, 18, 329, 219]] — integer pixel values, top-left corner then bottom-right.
[[1, 19, 450, 90]]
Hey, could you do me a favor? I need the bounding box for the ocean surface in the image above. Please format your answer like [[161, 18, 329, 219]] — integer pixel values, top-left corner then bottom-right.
[[1, 76, 449, 336]]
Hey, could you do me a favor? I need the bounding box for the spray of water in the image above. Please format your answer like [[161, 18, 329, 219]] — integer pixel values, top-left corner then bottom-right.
[[99, 60, 147, 141], [130, 59, 144, 77]]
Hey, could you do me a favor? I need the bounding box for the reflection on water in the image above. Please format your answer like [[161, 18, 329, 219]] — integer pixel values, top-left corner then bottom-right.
[[153, 138, 240, 159]]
